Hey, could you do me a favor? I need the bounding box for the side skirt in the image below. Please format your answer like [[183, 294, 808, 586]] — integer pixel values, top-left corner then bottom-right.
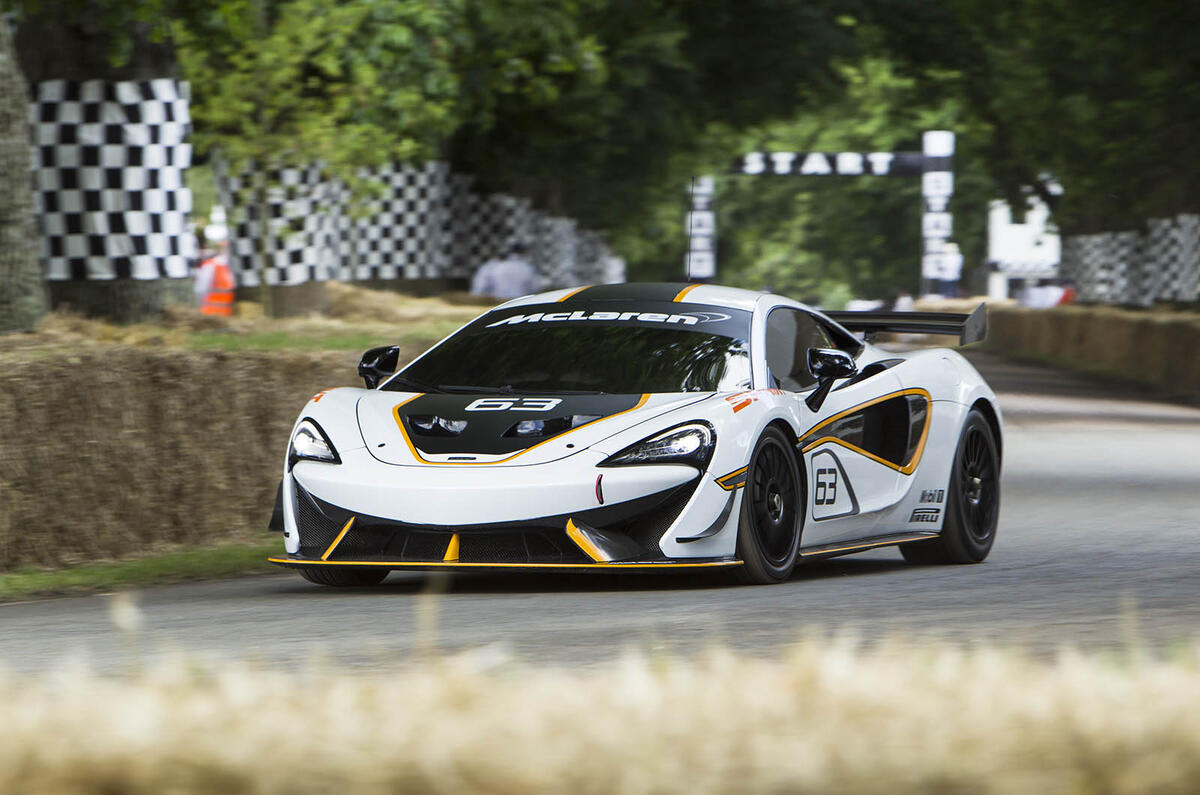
[[798, 532, 938, 560]]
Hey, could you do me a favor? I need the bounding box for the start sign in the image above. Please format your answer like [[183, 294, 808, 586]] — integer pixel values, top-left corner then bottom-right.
[[686, 131, 958, 294]]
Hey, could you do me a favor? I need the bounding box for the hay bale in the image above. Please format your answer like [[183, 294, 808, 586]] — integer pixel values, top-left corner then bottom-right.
[[988, 304, 1200, 398], [0, 348, 354, 570]]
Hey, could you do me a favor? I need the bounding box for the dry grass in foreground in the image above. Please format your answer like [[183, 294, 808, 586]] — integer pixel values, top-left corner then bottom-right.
[[3, 637, 1199, 794]]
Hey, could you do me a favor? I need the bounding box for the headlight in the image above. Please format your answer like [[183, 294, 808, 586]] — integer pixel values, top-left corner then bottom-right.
[[288, 418, 341, 469], [600, 422, 715, 468]]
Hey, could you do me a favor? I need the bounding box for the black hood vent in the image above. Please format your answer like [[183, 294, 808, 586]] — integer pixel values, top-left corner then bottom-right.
[[398, 393, 644, 456]]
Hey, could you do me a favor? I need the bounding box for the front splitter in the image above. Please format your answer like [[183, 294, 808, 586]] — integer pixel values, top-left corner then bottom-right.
[[268, 556, 741, 574]]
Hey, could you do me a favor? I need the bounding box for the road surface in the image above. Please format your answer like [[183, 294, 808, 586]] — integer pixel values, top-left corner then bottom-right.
[[2, 352, 1198, 672]]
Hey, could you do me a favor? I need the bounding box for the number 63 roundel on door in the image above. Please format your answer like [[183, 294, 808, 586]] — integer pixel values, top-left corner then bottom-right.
[[810, 449, 860, 520]]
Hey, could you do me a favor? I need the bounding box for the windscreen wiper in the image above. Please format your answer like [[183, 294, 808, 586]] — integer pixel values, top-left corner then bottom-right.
[[386, 374, 442, 393], [436, 384, 606, 395], [436, 383, 516, 394], [513, 388, 607, 395]]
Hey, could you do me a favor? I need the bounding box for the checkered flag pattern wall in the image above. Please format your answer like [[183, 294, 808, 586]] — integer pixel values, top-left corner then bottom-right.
[[1060, 214, 1200, 305], [32, 79, 196, 281], [1147, 214, 1200, 303], [350, 162, 451, 282], [215, 161, 619, 289], [215, 161, 338, 287]]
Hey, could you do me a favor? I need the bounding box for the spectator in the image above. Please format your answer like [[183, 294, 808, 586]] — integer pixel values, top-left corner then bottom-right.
[[195, 236, 236, 316], [1057, 279, 1077, 305], [469, 242, 540, 299]]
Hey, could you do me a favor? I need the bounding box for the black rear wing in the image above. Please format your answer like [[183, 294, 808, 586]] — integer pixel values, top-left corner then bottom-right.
[[824, 302, 987, 346]]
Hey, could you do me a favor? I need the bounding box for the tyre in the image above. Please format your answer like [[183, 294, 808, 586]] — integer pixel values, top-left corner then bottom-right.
[[901, 409, 1000, 564], [734, 426, 804, 584], [299, 566, 390, 587]]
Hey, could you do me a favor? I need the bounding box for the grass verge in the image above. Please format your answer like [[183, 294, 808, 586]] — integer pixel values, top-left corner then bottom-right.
[[0, 542, 281, 601], [1, 637, 1198, 793]]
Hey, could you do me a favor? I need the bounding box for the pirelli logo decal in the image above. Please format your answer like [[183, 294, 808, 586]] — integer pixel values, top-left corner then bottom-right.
[[487, 310, 731, 328]]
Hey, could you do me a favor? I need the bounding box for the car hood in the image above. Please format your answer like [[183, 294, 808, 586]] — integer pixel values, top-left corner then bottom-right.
[[356, 391, 710, 466]]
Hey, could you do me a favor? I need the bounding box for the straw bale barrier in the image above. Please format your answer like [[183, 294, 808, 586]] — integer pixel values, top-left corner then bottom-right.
[[987, 305, 1200, 398], [2, 637, 1199, 794], [0, 346, 364, 570]]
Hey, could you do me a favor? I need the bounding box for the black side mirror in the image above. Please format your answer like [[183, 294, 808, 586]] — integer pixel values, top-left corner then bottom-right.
[[805, 348, 857, 412], [358, 345, 400, 389]]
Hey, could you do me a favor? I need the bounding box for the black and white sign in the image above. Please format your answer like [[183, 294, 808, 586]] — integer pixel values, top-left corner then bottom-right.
[[686, 176, 716, 279], [689, 131, 958, 292], [737, 151, 926, 177], [32, 79, 196, 281]]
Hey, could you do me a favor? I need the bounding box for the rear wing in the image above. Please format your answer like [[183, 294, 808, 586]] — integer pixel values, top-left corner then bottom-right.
[[824, 302, 987, 346]]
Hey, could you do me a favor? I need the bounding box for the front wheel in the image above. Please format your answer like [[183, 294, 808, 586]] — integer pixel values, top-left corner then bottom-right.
[[299, 566, 390, 587], [901, 409, 1000, 564], [734, 426, 804, 584]]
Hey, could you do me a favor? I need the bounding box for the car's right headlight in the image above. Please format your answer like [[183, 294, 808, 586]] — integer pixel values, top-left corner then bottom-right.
[[599, 422, 715, 469], [288, 418, 341, 470]]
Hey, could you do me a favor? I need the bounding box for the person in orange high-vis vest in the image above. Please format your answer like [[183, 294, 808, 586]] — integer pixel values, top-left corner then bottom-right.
[[195, 239, 236, 316]]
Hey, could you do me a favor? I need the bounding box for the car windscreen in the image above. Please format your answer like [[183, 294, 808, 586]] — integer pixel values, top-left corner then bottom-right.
[[384, 301, 753, 394]]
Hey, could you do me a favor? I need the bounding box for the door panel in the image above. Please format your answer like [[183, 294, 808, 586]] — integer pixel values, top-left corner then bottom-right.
[[792, 370, 906, 546]]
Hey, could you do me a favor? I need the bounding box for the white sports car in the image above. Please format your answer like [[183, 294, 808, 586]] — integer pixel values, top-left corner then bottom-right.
[[268, 283, 1001, 585]]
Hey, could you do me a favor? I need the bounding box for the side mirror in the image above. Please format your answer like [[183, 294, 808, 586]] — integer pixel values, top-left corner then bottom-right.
[[805, 348, 857, 412], [358, 345, 400, 389]]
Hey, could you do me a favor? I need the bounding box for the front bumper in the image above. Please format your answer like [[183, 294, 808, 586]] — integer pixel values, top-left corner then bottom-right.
[[278, 474, 736, 569], [267, 557, 741, 573]]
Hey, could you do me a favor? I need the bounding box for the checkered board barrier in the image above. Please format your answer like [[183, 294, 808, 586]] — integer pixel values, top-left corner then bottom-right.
[[32, 79, 196, 281], [1059, 214, 1200, 305], [27, 72, 617, 290], [214, 161, 456, 287], [215, 161, 619, 288]]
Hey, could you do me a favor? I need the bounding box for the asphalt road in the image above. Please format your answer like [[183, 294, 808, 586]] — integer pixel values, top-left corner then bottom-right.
[[2, 351, 1199, 672]]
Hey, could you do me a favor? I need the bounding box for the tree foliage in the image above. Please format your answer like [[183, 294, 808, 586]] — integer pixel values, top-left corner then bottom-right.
[[176, 0, 461, 178], [705, 54, 995, 304], [871, 0, 1200, 233], [7, 0, 1197, 301]]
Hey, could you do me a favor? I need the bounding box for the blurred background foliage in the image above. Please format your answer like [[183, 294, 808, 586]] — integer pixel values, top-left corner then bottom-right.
[[5, 0, 1197, 305]]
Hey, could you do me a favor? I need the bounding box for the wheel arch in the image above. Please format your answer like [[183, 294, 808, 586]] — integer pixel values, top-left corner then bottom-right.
[[970, 398, 1003, 465]]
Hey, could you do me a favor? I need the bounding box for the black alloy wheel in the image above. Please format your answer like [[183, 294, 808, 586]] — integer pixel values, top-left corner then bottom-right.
[[735, 426, 804, 584], [901, 409, 1000, 564]]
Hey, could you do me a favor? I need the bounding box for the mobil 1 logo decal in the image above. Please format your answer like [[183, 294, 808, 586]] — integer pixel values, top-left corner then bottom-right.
[[810, 450, 859, 521], [909, 488, 944, 524]]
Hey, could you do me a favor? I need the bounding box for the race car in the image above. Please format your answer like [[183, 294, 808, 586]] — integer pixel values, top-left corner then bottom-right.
[[268, 283, 1001, 586]]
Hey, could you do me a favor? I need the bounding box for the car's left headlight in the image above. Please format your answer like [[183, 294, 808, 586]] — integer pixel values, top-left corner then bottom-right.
[[288, 418, 341, 470], [600, 422, 715, 468]]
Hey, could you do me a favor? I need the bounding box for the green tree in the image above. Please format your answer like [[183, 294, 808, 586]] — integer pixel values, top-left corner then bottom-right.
[[715, 55, 994, 304], [450, 0, 862, 234], [614, 49, 995, 302], [871, 0, 1200, 233], [0, 19, 47, 332], [176, 0, 463, 311]]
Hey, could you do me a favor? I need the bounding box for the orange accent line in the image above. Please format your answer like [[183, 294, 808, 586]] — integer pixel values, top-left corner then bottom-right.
[[392, 393, 651, 466], [798, 388, 932, 475], [672, 283, 703, 302], [269, 557, 742, 570], [556, 286, 592, 302], [321, 517, 355, 561], [716, 466, 748, 490]]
